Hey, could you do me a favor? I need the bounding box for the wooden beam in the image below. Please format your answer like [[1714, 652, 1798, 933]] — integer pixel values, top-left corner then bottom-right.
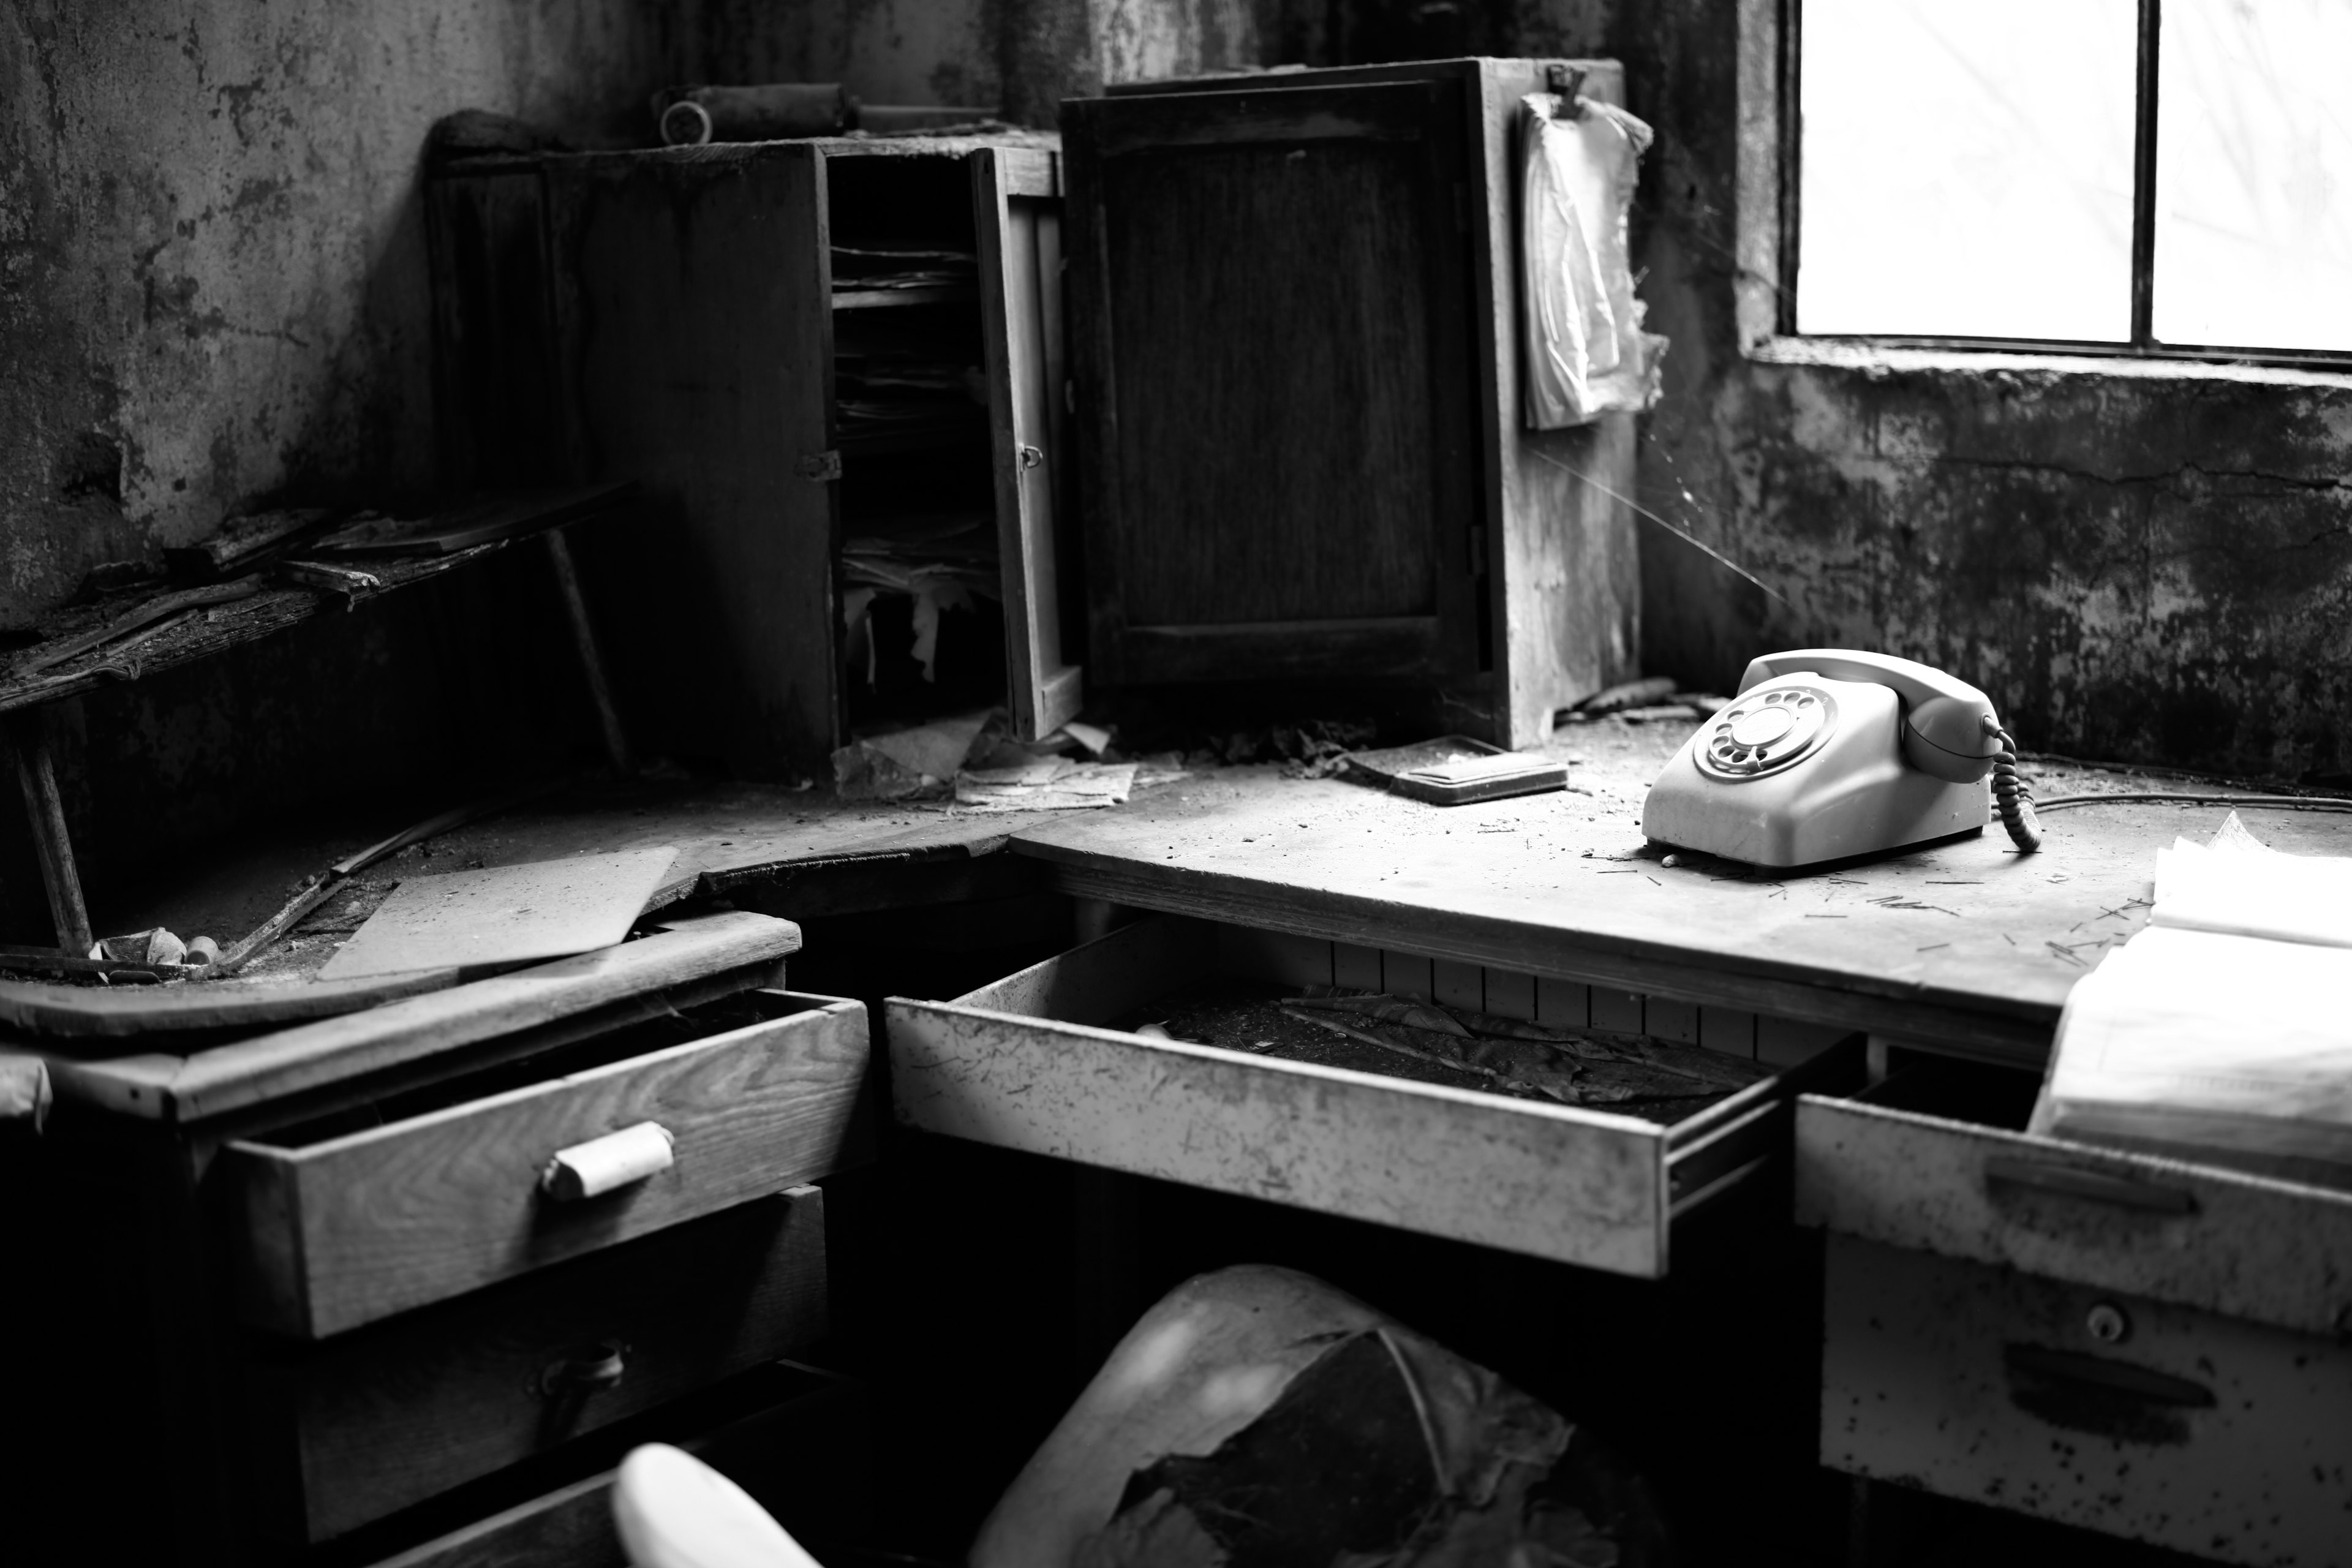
[[9, 711, 91, 954]]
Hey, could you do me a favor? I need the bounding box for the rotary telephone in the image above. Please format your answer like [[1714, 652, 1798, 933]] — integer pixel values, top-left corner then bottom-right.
[[1642, 649, 2040, 868]]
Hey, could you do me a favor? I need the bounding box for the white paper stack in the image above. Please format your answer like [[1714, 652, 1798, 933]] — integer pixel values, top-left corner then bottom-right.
[[2032, 813, 2352, 1187]]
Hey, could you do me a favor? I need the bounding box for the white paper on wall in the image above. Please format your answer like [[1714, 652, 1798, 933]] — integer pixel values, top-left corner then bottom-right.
[[1518, 92, 1667, 428]]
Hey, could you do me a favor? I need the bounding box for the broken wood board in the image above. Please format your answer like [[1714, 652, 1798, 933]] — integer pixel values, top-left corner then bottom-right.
[[45, 910, 801, 1122], [317, 846, 680, 981], [0, 969, 461, 1042]]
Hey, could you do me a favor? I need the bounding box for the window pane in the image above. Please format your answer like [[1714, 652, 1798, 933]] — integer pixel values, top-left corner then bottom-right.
[[2154, 0, 2352, 352], [1798, 0, 2138, 341]]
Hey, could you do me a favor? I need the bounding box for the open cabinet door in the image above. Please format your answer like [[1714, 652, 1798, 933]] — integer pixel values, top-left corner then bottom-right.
[[972, 146, 1084, 741]]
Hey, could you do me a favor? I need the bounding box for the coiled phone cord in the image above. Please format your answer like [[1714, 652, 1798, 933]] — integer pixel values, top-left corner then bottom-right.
[[1983, 715, 2043, 853]]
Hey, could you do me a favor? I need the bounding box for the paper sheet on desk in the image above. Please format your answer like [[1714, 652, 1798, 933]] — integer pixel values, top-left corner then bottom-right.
[[2034, 813, 2352, 1185], [2150, 812, 2352, 947]]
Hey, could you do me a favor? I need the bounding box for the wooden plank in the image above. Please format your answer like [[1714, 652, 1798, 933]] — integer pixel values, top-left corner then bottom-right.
[[4, 969, 461, 1042], [99, 911, 800, 1123], [1796, 1095, 2352, 1339], [543, 146, 839, 775], [1062, 78, 1482, 688], [1700, 1007, 1758, 1059], [1646, 997, 1700, 1044], [972, 148, 1084, 741], [1380, 949, 1433, 1000], [225, 992, 866, 1338], [1471, 59, 1640, 746], [1218, 925, 1332, 990], [956, 915, 1214, 1028], [1591, 987, 1644, 1034], [10, 712, 92, 954], [1485, 968, 1537, 1020], [1334, 942, 1382, 991], [424, 170, 565, 492], [889, 987, 1673, 1280], [1432, 959, 1483, 1011], [1757, 1014, 1846, 1069], [1821, 1235, 2352, 1565], [1536, 976, 1589, 1027], [251, 1189, 828, 1543], [316, 848, 678, 982]]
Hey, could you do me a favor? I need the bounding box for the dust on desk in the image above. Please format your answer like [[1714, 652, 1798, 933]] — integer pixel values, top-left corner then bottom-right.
[[1109, 978, 1766, 1123]]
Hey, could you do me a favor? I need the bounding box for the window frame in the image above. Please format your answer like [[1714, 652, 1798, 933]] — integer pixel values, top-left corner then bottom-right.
[[1742, 0, 2352, 374]]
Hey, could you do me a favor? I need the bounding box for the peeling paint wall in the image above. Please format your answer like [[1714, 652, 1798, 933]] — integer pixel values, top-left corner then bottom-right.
[[0, 0, 676, 630], [1616, 0, 2352, 780]]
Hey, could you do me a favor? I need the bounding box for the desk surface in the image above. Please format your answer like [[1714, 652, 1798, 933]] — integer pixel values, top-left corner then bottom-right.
[[89, 715, 2352, 1077]]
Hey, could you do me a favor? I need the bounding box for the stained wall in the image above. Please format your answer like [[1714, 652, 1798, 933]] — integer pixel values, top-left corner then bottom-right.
[[1617, 0, 2352, 780]]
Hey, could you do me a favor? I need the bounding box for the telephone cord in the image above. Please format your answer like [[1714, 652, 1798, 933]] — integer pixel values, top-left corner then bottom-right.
[[1983, 719, 2043, 854]]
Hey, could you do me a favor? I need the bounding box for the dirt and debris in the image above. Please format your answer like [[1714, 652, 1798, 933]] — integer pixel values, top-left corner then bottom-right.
[[1109, 977, 1766, 1123]]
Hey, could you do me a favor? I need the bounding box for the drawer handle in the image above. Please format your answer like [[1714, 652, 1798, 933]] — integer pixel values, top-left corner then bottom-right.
[[541, 1121, 674, 1201], [2003, 1343, 2214, 1446], [1983, 1157, 2196, 1215], [538, 1339, 630, 1398]]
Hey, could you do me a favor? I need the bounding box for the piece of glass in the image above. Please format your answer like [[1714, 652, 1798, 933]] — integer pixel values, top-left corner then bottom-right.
[[1798, 0, 2138, 341], [2154, 0, 2352, 352]]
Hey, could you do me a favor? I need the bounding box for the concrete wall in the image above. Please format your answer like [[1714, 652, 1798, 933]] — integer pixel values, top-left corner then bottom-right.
[[0, 0, 676, 631], [1618, 0, 2352, 780]]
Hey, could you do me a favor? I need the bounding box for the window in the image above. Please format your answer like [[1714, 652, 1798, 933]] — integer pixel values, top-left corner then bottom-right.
[[1790, 0, 2352, 360]]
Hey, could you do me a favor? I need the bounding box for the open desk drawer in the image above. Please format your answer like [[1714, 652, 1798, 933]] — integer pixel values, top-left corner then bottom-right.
[[225, 990, 868, 1339], [1794, 1057, 2352, 1338], [889, 915, 1859, 1277]]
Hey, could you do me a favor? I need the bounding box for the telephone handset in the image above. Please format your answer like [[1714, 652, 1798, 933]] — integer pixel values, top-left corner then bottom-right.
[[1643, 649, 2041, 868]]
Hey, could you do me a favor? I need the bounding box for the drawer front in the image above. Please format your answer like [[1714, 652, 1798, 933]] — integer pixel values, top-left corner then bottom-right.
[[889, 916, 1839, 1278], [1822, 1235, 2352, 1567], [1796, 1094, 2352, 1338], [252, 1187, 828, 1544], [229, 992, 867, 1338]]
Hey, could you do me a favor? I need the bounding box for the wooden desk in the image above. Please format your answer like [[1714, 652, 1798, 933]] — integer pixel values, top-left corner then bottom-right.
[[145, 712, 2325, 1068]]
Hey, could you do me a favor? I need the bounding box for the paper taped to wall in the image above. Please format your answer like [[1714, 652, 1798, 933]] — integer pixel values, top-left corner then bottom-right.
[[1519, 92, 1667, 428]]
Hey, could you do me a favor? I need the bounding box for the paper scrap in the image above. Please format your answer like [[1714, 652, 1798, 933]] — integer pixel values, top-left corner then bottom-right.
[[956, 758, 1138, 812]]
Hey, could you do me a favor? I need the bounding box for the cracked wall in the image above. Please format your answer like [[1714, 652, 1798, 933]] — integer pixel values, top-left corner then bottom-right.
[[0, 0, 678, 630], [1620, 0, 2352, 780]]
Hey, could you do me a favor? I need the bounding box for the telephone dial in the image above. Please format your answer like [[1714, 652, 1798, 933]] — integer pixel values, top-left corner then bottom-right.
[[1642, 649, 2041, 868]]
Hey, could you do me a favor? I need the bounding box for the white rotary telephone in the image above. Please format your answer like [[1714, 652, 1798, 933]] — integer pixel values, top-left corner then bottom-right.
[[1642, 649, 2040, 868]]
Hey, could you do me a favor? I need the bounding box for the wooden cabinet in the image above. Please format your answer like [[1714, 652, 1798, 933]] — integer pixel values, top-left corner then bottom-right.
[[428, 137, 1080, 775], [432, 61, 1643, 769], [1062, 59, 1642, 746]]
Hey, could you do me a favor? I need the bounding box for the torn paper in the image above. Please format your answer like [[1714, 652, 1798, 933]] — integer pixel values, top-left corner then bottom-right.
[[1519, 92, 1667, 426], [956, 758, 1138, 812]]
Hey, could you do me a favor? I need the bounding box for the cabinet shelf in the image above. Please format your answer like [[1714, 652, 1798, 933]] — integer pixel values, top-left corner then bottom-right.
[[832, 284, 978, 311]]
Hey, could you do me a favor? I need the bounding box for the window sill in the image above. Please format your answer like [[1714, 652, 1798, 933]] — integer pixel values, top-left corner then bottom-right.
[[1744, 335, 2352, 393]]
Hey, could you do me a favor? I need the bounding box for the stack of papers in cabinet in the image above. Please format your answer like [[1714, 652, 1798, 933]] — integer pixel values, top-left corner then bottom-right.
[[2033, 813, 2352, 1188]]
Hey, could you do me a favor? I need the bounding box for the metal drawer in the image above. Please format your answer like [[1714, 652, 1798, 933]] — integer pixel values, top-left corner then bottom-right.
[[1823, 1234, 2352, 1566], [1795, 1074, 2352, 1339], [888, 914, 1858, 1278], [246, 1187, 829, 1544], [224, 990, 868, 1338]]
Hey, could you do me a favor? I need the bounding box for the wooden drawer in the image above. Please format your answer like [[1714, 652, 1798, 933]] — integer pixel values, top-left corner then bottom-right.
[[247, 1186, 829, 1544], [1794, 1062, 2352, 1338], [1822, 1234, 2352, 1566], [225, 990, 867, 1338], [888, 914, 1859, 1277]]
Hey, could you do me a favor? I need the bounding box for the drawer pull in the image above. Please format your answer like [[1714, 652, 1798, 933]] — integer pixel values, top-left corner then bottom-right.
[[538, 1338, 630, 1398], [2004, 1343, 2214, 1446], [541, 1122, 674, 1201], [1983, 1157, 2196, 1215]]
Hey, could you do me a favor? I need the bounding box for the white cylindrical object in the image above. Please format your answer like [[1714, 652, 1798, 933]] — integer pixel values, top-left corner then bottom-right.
[[541, 1121, 674, 1201]]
